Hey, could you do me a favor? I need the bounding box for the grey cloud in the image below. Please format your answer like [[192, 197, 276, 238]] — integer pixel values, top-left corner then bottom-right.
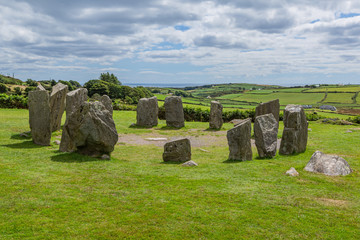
[[194, 35, 248, 49]]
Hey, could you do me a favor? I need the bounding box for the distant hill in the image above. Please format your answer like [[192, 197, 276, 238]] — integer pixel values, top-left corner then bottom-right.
[[0, 74, 23, 85]]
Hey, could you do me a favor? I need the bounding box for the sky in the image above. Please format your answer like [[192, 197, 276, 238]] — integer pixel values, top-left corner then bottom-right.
[[1, 0, 360, 86]]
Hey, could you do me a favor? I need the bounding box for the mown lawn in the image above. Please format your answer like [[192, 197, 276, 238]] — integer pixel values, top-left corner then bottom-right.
[[0, 109, 359, 239]]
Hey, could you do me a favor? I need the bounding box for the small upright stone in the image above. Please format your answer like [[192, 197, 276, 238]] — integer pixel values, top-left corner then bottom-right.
[[227, 118, 252, 161], [286, 167, 299, 177], [255, 99, 280, 124], [164, 96, 184, 128], [36, 84, 46, 91], [101, 95, 113, 116], [280, 104, 308, 155], [28, 90, 51, 146], [182, 160, 198, 167], [136, 96, 158, 127], [254, 113, 278, 158], [65, 88, 88, 118], [163, 138, 191, 162], [304, 151, 352, 176], [50, 83, 68, 132], [209, 101, 223, 129]]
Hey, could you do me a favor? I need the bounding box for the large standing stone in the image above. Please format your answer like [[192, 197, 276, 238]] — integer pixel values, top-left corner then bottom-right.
[[255, 99, 280, 124], [254, 113, 278, 158], [163, 138, 191, 162], [101, 95, 113, 116], [304, 151, 352, 176], [227, 118, 252, 161], [65, 88, 88, 118], [209, 101, 223, 129], [60, 101, 118, 157], [50, 83, 68, 132], [28, 90, 51, 146], [136, 96, 158, 127], [279, 104, 308, 155], [164, 96, 184, 128]]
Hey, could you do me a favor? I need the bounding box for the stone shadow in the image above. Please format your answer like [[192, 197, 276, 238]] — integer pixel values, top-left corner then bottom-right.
[[223, 159, 246, 163], [2, 140, 45, 149], [10, 133, 31, 140], [51, 151, 110, 163]]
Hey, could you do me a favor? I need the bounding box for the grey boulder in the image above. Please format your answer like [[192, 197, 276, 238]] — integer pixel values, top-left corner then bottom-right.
[[50, 83, 68, 132], [164, 96, 184, 128], [286, 167, 299, 176], [254, 113, 278, 158], [60, 101, 118, 157], [209, 101, 223, 129], [163, 138, 191, 162], [304, 151, 352, 176], [28, 90, 51, 146], [280, 104, 308, 155], [136, 96, 158, 127], [227, 118, 252, 161], [255, 99, 280, 124]]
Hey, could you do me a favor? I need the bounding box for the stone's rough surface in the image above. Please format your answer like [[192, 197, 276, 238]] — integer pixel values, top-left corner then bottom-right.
[[60, 101, 118, 157], [227, 118, 252, 161], [50, 83, 68, 132], [209, 101, 223, 129], [36, 84, 45, 91], [182, 160, 198, 167], [101, 95, 113, 116], [28, 90, 51, 146], [304, 151, 352, 176], [280, 104, 308, 155], [136, 96, 158, 127], [255, 99, 280, 124], [286, 167, 299, 176], [254, 113, 278, 158], [164, 96, 184, 128], [163, 138, 191, 162], [66, 88, 88, 117]]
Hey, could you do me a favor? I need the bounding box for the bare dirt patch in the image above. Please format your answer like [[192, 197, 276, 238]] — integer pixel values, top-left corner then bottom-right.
[[338, 108, 360, 116], [315, 198, 348, 207]]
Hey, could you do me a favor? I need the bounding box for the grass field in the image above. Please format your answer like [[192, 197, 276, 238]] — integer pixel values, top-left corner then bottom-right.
[[303, 85, 360, 93], [0, 109, 359, 239]]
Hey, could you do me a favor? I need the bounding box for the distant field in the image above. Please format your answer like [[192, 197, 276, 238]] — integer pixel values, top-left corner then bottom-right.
[[304, 86, 360, 93], [324, 93, 355, 104]]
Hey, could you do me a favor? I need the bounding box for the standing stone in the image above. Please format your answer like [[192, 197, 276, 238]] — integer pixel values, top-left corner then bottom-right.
[[28, 90, 51, 146], [36, 84, 46, 91], [227, 118, 252, 161], [255, 99, 280, 124], [304, 151, 352, 176], [59, 101, 118, 157], [164, 96, 184, 128], [50, 83, 68, 132], [136, 96, 158, 127], [65, 88, 88, 118], [209, 101, 223, 129], [101, 95, 113, 116], [163, 138, 191, 162], [279, 104, 308, 155], [254, 113, 278, 158]]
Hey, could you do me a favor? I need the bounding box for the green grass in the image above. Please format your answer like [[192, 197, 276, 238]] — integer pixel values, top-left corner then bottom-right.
[[304, 85, 360, 93], [324, 93, 355, 104], [1, 109, 359, 239]]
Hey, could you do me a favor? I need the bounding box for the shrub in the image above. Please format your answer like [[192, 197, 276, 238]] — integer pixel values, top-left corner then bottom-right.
[[0, 83, 7, 93], [0, 94, 28, 109], [14, 87, 22, 95]]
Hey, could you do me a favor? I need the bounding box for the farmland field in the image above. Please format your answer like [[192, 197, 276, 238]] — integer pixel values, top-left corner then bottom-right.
[[0, 109, 359, 239]]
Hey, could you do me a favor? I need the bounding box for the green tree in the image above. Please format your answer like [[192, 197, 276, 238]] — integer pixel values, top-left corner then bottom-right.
[[26, 79, 38, 87], [89, 82, 109, 97], [14, 87, 22, 95], [100, 72, 121, 85], [0, 83, 7, 93]]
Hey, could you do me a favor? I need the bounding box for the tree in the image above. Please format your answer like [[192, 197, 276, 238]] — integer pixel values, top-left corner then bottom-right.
[[100, 72, 121, 85], [0, 83, 7, 93], [14, 87, 22, 95], [69, 80, 81, 88], [26, 79, 37, 87], [89, 82, 109, 97]]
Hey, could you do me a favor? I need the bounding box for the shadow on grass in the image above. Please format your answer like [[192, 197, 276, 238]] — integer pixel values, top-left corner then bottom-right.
[[223, 159, 247, 164], [203, 128, 222, 132], [10, 133, 31, 140], [51, 151, 109, 163], [129, 124, 153, 129], [158, 126, 182, 131], [2, 140, 46, 149], [160, 161, 182, 165]]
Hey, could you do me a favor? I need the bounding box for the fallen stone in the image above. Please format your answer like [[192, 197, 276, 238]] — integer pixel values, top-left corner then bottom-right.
[[227, 118, 252, 161], [101, 154, 111, 160], [286, 167, 299, 176], [101, 95, 113, 116], [182, 160, 198, 167], [136, 96, 158, 127], [209, 101, 223, 129], [280, 104, 308, 155], [255, 99, 280, 124], [54, 140, 61, 145], [60, 101, 118, 157], [163, 138, 191, 162], [164, 96, 184, 128], [346, 130, 353, 133], [28, 90, 51, 146], [199, 148, 209, 152], [304, 151, 352, 176], [50, 83, 68, 132], [254, 113, 278, 158], [20, 132, 30, 138]]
